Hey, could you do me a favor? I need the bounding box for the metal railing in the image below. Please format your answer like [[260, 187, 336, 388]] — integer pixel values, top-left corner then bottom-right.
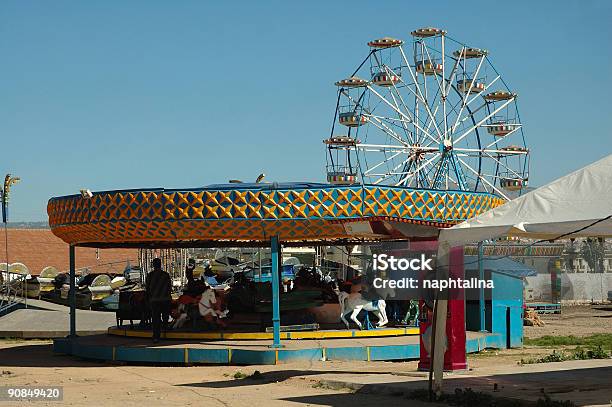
[[0, 272, 27, 315]]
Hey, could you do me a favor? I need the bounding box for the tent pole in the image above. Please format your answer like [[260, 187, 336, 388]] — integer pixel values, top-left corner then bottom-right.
[[69, 245, 76, 338], [478, 241, 486, 332], [270, 235, 282, 348], [432, 241, 450, 396]]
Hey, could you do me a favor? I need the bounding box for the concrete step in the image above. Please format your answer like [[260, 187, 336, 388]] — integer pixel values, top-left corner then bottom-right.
[[0, 301, 25, 317]]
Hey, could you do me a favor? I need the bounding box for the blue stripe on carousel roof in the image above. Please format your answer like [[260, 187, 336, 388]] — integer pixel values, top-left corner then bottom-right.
[[200, 182, 331, 191], [48, 187, 166, 201], [48, 183, 501, 201]]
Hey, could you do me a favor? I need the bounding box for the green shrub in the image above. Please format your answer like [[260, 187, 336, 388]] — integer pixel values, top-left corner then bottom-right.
[[525, 334, 612, 350], [535, 394, 576, 407], [521, 346, 610, 364]]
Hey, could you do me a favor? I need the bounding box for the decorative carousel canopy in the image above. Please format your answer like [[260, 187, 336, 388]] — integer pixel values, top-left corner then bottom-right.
[[47, 184, 504, 247]]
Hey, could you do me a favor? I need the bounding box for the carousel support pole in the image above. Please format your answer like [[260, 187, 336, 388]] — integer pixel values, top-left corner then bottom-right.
[[478, 241, 486, 332], [69, 245, 77, 338], [270, 235, 282, 348]]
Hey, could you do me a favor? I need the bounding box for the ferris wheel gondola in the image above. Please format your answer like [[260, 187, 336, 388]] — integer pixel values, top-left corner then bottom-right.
[[325, 27, 529, 199]]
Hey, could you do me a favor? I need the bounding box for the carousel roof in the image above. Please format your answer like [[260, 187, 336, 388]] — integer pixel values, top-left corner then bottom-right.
[[48, 184, 504, 248]]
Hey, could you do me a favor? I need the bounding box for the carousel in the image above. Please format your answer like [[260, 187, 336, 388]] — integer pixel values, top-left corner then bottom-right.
[[50, 27, 528, 365]]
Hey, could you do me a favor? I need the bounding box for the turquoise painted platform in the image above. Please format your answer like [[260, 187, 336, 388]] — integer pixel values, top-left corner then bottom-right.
[[53, 332, 504, 365], [107, 325, 420, 340]]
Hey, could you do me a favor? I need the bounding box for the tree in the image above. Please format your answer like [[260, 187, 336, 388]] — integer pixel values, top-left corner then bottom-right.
[[580, 238, 605, 273]]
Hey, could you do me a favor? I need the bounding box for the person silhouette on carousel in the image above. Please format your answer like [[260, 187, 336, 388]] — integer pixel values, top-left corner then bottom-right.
[[146, 258, 172, 343]]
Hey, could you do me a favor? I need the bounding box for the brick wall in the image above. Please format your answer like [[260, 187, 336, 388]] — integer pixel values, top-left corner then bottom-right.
[[0, 229, 138, 275]]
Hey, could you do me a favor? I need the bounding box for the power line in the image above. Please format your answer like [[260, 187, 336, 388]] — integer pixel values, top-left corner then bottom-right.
[[441, 215, 612, 269]]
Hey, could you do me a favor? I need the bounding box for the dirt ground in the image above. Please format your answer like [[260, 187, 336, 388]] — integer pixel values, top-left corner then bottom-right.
[[0, 305, 609, 407], [523, 304, 612, 339], [0, 341, 443, 407]]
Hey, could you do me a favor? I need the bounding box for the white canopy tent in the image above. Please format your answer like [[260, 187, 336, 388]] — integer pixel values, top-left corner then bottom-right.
[[429, 154, 612, 395], [439, 153, 612, 246]]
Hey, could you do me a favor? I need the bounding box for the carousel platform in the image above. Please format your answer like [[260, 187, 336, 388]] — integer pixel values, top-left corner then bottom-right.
[[53, 331, 504, 365], [107, 325, 420, 340]]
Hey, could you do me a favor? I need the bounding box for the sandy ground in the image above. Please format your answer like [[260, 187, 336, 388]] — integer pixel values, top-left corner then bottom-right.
[[524, 304, 612, 339], [0, 305, 609, 406], [0, 340, 444, 407]]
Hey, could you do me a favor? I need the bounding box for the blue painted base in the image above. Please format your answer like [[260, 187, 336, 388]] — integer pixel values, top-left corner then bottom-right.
[[53, 332, 504, 366]]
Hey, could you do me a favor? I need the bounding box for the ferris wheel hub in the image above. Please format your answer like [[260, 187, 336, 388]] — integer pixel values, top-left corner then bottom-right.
[[439, 139, 453, 153]]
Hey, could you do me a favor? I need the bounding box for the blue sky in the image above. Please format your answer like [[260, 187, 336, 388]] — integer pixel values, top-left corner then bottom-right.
[[1, 1, 611, 221]]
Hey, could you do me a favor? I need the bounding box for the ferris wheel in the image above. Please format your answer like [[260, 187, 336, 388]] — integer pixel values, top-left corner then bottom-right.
[[325, 27, 529, 200]]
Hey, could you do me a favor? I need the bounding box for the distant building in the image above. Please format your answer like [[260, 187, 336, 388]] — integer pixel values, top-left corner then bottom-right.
[[465, 239, 612, 274], [464, 242, 565, 274], [562, 238, 612, 273], [0, 229, 137, 275]]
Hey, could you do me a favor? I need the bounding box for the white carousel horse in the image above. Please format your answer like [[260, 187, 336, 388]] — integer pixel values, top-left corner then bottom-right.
[[198, 288, 217, 318], [198, 288, 228, 319], [171, 303, 189, 329], [336, 289, 388, 330]]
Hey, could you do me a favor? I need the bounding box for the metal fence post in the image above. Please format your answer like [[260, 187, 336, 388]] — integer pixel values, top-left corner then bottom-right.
[[69, 245, 76, 338]]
